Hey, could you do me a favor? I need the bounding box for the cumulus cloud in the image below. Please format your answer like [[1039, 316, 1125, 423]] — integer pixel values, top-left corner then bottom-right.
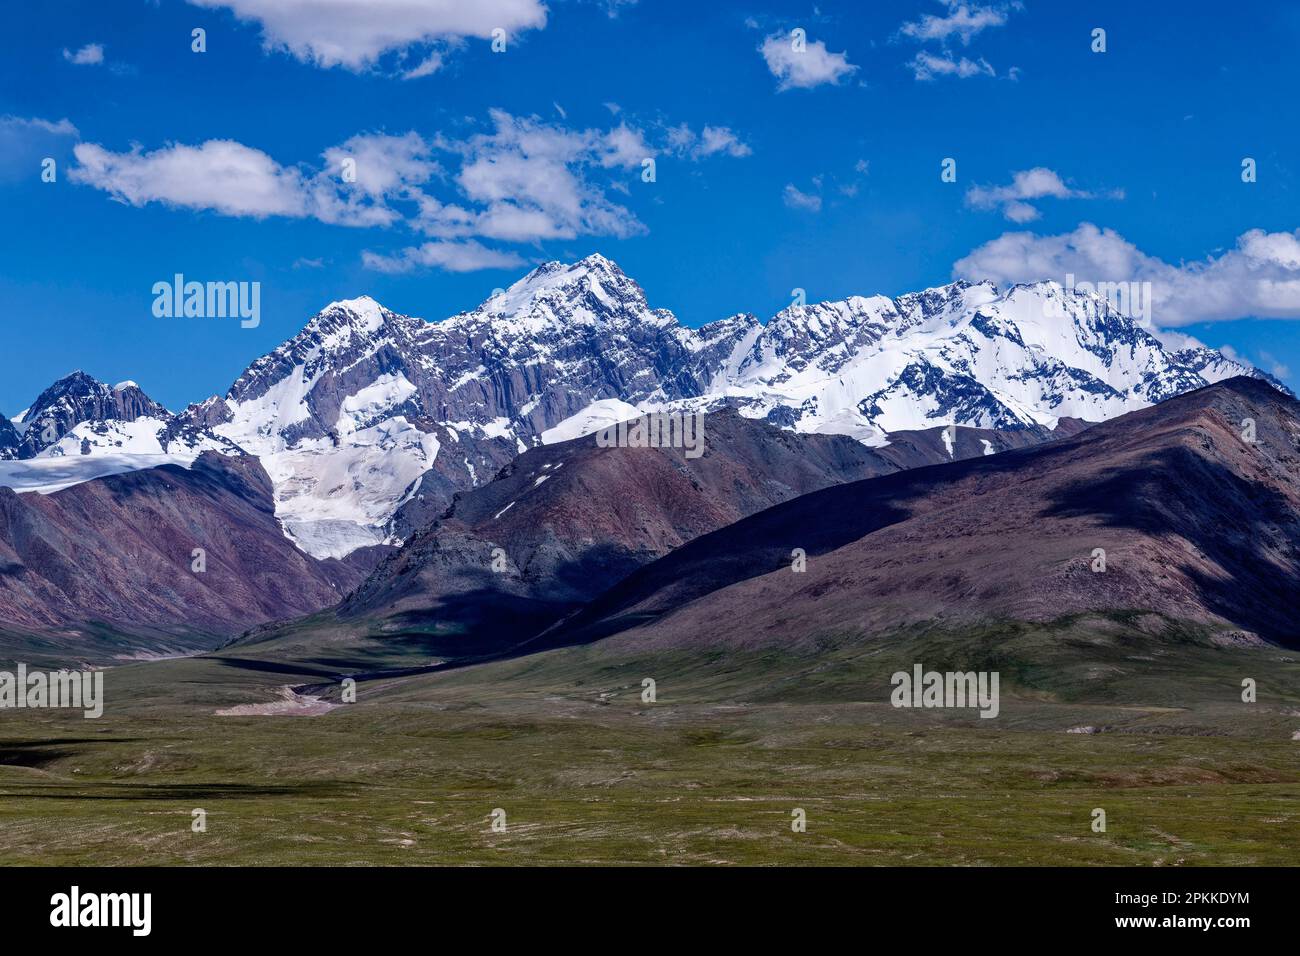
[[68, 110, 750, 272], [900, 2, 1014, 45], [965, 168, 1118, 221], [186, 0, 548, 71], [62, 43, 105, 65], [953, 222, 1300, 326], [602, 123, 654, 168], [760, 31, 857, 91], [448, 109, 646, 242], [362, 240, 525, 273], [322, 131, 441, 199], [71, 140, 320, 219]]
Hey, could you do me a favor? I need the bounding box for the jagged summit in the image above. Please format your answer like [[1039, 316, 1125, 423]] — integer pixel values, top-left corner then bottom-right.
[[467, 252, 656, 332], [5, 257, 1282, 558], [7, 370, 238, 461]]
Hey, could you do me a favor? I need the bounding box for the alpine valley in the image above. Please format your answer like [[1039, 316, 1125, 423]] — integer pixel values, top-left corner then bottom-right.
[[4, 256, 1300, 869]]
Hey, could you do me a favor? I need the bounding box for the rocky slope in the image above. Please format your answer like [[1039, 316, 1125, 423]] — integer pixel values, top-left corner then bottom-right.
[[527, 377, 1300, 653], [179, 255, 1278, 558], [0, 451, 383, 651], [336, 408, 918, 650]]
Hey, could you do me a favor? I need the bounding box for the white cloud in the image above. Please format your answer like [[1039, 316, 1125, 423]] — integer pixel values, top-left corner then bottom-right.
[[953, 222, 1300, 325], [602, 123, 654, 168], [401, 51, 445, 79], [451, 110, 646, 242], [1258, 350, 1291, 378], [907, 50, 994, 80], [69, 110, 750, 272], [783, 183, 822, 212], [900, 2, 1013, 45], [62, 43, 104, 65], [187, 0, 547, 71], [966, 168, 1114, 221], [322, 131, 441, 199], [70, 140, 317, 219], [69, 137, 409, 226], [899, 2, 1018, 81], [761, 31, 857, 91], [695, 126, 753, 158], [1150, 328, 1206, 351], [362, 240, 525, 273], [662, 123, 752, 160], [1, 115, 78, 138], [1215, 343, 1289, 378]]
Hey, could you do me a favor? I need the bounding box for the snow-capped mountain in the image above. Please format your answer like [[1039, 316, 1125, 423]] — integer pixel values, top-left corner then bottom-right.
[[2, 255, 1280, 559], [177, 256, 712, 557], [12, 371, 239, 460], [689, 279, 1260, 442]]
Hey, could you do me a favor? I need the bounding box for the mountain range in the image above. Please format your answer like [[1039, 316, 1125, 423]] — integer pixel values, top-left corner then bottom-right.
[[527, 376, 1300, 655], [335, 406, 1024, 655], [0, 255, 1277, 568]]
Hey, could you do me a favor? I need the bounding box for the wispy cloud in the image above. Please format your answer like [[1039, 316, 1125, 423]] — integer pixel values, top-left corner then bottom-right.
[[62, 43, 104, 65], [898, 1, 1018, 81], [362, 240, 526, 273], [908, 51, 994, 81], [900, 2, 1015, 45], [783, 183, 822, 212], [664, 124, 752, 159]]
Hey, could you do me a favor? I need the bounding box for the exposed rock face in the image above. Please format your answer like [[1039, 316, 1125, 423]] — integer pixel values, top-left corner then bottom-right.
[[0, 414, 19, 460], [337, 409, 912, 654], [11, 371, 238, 460], [8, 256, 1281, 559], [529, 378, 1300, 653]]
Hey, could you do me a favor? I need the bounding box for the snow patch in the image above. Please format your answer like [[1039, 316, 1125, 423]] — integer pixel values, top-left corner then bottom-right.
[[541, 398, 642, 444]]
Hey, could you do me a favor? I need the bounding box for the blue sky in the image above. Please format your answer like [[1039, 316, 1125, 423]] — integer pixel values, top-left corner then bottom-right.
[[2, 0, 1299, 414]]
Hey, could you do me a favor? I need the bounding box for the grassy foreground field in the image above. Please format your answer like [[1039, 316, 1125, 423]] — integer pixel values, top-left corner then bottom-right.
[[1, 615, 1298, 866]]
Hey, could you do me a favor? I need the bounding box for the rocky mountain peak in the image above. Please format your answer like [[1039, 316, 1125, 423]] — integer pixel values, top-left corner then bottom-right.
[[5, 256, 1284, 560], [16, 371, 172, 456]]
